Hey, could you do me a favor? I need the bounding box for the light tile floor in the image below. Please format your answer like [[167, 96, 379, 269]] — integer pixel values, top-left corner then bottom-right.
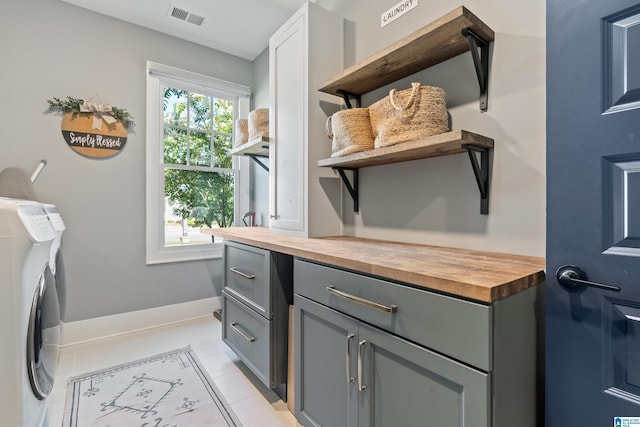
[[46, 315, 302, 427]]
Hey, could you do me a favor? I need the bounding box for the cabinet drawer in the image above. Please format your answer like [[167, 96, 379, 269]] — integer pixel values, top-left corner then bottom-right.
[[222, 291, 271, 387], [223, 241, 271, 318], [294, 259, 492, 371]]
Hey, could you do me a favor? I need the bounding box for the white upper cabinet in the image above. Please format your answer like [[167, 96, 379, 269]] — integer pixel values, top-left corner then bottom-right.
[[268, 2, 343, 237]]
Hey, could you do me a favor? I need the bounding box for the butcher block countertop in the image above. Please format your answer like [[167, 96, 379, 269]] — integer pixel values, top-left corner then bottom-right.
[[201, 227, 545, 303]]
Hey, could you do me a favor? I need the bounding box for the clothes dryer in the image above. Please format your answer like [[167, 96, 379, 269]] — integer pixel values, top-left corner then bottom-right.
[[0, 197, 61, 427], [44, 204, 66, 321]]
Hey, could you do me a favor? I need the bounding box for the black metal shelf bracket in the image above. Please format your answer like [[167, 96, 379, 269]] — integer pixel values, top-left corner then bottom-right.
[[462, 144, 490, 214], [336, 90, 362, 109], [462, 28, 490, 112], [335, 167, 359, 212], [247, 154, 269, 172]]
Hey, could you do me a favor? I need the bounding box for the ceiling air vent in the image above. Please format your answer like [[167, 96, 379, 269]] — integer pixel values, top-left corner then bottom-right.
[[170, 7, 189, 21], [168, 5, 204, 26], [187, 13, 205, 26]]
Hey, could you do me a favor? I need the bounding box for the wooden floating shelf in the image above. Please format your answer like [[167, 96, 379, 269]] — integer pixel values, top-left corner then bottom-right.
[[229, 136, 270, 171], [229, 136, 269, 157], [317, 130, 493, 169], [316, 6, 495, 213], [318, 130, 494, 214], [317, 6, 494, 97]]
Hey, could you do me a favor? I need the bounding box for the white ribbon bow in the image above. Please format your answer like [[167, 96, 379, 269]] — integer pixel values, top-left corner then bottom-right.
[[80, 100, 117, 130]]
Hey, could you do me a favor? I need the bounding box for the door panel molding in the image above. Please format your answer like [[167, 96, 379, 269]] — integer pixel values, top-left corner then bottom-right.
[[603, 298, 640, 402], [603, 154, 640, 256], [603, 4, 640, 114]]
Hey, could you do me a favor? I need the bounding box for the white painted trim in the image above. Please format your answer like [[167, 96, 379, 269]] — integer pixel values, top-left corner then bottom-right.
[[145, 61, 251, 265], [61, 297, 221, 347], [148, 62, 251, 97]]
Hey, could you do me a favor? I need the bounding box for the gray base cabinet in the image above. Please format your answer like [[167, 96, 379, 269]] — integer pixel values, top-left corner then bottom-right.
[[294, 295, 358, 427], [221, 241, 293, 394], [295, 295, 488, 427], [294, 259, 539, 426], [358, 322, 488, 426]]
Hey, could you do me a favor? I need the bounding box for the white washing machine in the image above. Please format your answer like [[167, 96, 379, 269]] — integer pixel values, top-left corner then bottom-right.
[[44, 204, 66, 322], [43, 204, 64, 277], [0, 197, 61, 427]]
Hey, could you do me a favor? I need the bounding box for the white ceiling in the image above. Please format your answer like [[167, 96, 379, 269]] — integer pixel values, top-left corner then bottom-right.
[[60, 0, 310, 60]]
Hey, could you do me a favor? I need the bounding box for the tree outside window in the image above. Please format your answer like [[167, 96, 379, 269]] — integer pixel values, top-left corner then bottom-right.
[[162, 86, 235, 245]]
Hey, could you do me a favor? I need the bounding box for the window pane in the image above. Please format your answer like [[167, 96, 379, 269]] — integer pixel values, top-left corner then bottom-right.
[[191, 131, 212, 167], [163, 88, 188, 127], [164, 168, 235, 246], [213, 134, 233, 168], [163, 127, 188, 165], [189, 93, 212, 130], [212, 98, 234, 133]]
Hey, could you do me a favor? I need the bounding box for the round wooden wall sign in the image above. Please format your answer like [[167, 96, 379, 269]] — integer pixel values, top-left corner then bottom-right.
[[61, 112, 127, 158]]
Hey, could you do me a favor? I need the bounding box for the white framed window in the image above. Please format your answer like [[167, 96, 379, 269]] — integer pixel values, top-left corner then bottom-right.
[[146, 62, 250, 264]]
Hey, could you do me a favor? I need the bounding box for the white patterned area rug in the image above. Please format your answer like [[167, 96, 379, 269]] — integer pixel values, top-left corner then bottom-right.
[[62, 346, 242, 427]]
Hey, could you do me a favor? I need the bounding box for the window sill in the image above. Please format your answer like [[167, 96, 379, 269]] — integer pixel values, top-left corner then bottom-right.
[[146, 243, 223, 265]]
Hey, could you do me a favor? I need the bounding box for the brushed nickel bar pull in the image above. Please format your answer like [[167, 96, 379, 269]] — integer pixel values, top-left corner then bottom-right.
[[326, 286, 397, 313], [346, 333, 355, 384], [358, 340, 367, 392], [230, 322, 256, 343], [229, 267, 255, 280]]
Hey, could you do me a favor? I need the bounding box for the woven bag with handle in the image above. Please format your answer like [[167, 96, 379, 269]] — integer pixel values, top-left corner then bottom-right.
[[326, 108, 375, 157], [248, 108, 269, 140], [369, 82, 448, 148], [234, 119, 248, 147]]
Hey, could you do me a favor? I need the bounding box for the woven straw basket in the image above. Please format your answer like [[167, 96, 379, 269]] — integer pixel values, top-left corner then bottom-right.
[[326, 108, 375, 157], [234, 119, 248, 147], [248, 108, 269, 140], [369, 82, 448, 148]]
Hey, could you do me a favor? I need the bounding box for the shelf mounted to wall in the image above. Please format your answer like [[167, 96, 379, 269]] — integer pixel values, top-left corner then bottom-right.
[[334, 167, 359, 212], [228, 136, 270, 171], [247, 154, 269, 172], [462, 29, 490, 112], [318, 6, 495, 112], [317, 130, 494, 214], [462, 144, 490, 214], [316, 6, 496, 214], [336, 90, 361, 109]]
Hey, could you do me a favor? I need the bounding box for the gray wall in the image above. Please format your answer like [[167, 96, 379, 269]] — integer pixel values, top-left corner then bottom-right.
[[250, 48, 270, 226], [0, 0, 253, 322], [313, 0, 546, 257], [1, 0, 544, 322]]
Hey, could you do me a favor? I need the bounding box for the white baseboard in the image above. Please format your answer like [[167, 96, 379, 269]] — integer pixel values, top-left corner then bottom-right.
[[61, 297, 221, 347]]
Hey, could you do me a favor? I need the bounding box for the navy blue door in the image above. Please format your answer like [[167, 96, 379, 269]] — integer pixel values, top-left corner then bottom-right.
[[547, 0, 640, 424]]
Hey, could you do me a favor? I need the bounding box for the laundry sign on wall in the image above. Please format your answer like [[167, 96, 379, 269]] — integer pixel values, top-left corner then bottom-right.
[[45, 97, 135, 159], [381, 0, 418, 28]]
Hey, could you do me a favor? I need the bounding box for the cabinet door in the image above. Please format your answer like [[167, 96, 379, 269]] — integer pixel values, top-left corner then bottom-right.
[[269, 11, 305, 233], [358, 323, 490, 427], [294, 295, 358, 427]]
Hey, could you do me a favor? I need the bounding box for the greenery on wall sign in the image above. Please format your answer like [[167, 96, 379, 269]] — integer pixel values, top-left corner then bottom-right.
[[45, 96, 135, 131], [162, 87, 235, 233]]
